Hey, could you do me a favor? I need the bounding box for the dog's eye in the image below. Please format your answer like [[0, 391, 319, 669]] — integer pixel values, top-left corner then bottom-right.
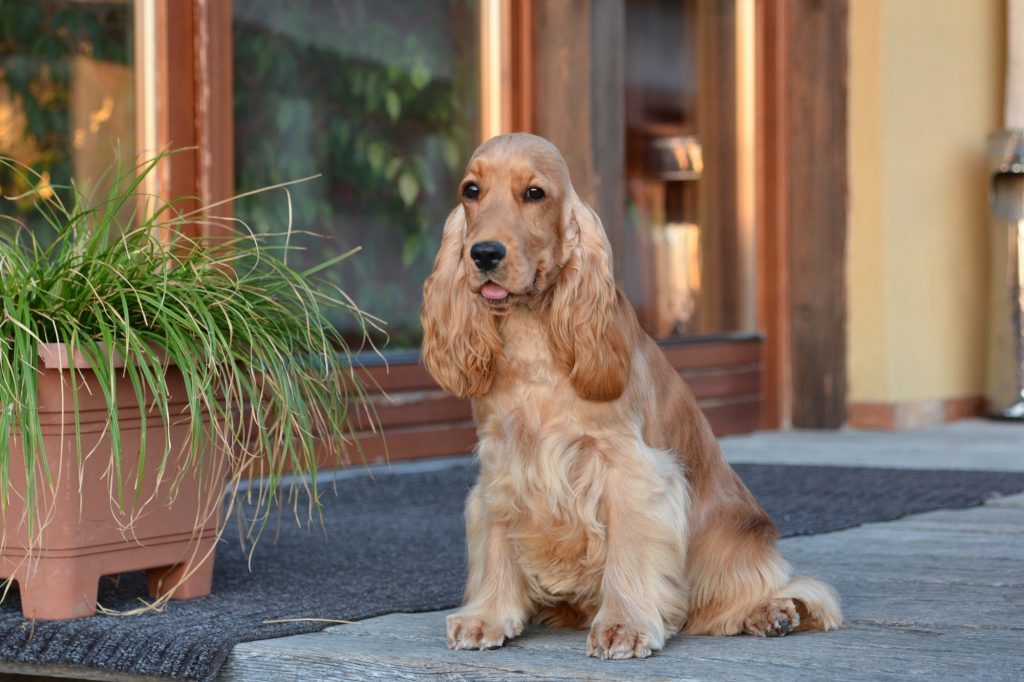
[[462, 182, 480, 200], [524, 186, 546, 202]]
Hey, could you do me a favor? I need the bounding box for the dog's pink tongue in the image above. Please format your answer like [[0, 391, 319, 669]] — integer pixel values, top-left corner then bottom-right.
[[481, 282, 509, 301]]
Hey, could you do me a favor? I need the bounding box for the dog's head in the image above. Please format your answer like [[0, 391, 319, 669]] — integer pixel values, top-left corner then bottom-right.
[[456, 134, 573, 310], [421, 133, 630, 401]]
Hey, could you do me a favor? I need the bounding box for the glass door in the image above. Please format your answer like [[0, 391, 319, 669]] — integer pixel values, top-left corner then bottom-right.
[[232, 0, 484, 350], [621, 0, 758, 341], [0, 0, 135, 233]]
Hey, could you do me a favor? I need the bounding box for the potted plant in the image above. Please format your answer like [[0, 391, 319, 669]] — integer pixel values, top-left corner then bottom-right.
[[0, 152, 376, 619]]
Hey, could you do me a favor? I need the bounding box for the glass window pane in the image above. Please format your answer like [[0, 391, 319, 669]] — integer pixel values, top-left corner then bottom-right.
[[0, 1, 134, 232], [622, 0, 757, 339], [233, 0, 482, 349]]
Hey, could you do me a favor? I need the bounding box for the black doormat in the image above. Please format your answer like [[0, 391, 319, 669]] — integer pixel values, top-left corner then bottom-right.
[[1, 461, 1023, 681]]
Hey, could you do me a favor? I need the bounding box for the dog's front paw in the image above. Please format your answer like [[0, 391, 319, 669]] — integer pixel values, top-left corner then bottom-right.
[[743, 597, 800, 637], [586, 621, 655, 660], [447, 612, 523, 650]]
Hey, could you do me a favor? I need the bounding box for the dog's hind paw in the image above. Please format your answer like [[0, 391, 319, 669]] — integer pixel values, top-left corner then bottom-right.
[[743, 598, 800, 637]]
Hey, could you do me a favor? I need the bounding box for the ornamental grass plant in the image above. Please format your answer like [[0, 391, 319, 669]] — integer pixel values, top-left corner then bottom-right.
[[0, 150, 380, 556]]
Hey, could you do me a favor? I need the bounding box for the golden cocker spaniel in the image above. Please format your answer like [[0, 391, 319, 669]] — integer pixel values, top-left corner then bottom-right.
[[421, 133, 841, 660]]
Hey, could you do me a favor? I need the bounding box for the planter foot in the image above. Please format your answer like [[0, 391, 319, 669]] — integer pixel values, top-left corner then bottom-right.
[[146, 539, 215, 601], [17, 560, 98, 620]]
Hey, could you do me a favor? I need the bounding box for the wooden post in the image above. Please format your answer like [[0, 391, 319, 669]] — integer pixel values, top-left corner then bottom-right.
[[759, 0, 849, 429], [1008, 0, 1024, 129], [193, 0, 235, 243], [134, 0, 198, 240]]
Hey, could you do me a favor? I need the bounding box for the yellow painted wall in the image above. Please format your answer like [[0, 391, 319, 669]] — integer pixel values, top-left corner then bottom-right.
[[847, 0, 1004, 404]]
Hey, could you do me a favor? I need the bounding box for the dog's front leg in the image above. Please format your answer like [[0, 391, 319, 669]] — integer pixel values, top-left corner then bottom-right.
[[587, 463, 689, 660], [448, 484, 532, 650]]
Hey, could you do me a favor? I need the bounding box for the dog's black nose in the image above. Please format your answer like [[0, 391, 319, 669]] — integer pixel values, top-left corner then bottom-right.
[[470, 241, 506, 272]]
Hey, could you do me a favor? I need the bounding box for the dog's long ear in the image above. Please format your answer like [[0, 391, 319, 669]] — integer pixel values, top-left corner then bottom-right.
[[547, 193, 631, 401], [421, 205, 501, 398]]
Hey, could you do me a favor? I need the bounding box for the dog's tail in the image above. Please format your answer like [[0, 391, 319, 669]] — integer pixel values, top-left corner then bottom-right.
[[776, 575, 843, 632]]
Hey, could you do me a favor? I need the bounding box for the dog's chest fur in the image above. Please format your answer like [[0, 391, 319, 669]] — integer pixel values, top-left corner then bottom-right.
[[475, 312, 625, 608]]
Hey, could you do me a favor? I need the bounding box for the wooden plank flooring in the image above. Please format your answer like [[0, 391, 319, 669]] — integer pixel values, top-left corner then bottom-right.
[[217, 483, 1024, 680], [6, 421, 1022, 681]]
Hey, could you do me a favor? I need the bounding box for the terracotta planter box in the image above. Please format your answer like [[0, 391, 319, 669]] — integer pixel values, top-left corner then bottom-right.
[[0, 344, 227, 620]]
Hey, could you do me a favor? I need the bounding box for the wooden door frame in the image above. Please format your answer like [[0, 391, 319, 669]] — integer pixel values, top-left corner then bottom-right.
[[135, 0, 234, 236], [756, 0, 791, 429]]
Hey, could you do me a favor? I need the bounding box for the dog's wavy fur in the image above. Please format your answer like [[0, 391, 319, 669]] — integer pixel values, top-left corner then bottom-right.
[[422, 133, 841, 660]]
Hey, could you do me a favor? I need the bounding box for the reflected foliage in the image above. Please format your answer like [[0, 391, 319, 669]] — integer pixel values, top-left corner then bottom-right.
[[233, 0, 480, 347], [0, 0, 131, 221]]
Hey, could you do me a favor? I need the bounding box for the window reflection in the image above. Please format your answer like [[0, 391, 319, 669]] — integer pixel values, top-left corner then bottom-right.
[[622, 0, 757, 339], [233, 0, 482, 349], [0, 0, 134, 232]]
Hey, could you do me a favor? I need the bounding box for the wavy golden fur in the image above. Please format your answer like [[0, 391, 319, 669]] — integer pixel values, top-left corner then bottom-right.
[[421, 133, 841, 659]]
